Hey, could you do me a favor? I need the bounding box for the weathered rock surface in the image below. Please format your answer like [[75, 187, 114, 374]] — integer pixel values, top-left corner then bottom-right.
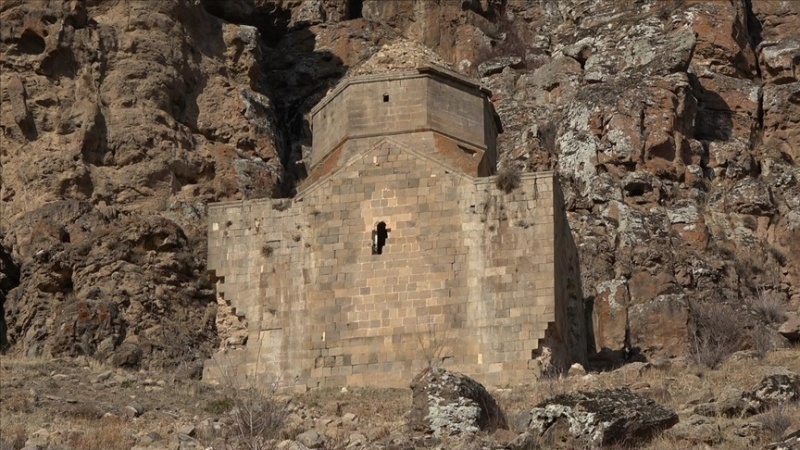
[[409, 368, 507, 438], [0, 0, 283, 371], [768, 429, 800, 450], [518, 388, 678, 448], [691, 373, 800, 418], [2, 0, 800, 372], [779, 315, 800, 342], [746, 374, 800, 412]]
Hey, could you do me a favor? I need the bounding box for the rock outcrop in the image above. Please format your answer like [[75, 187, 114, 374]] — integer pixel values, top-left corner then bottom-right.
[[2, 0, 799, 372], [409, 368, 508, 438], [193, 0, 800, 368], [0, 0, 282, 371], [768, 429, 800, 450], [518, 388, 679, 448], [690, 373, 800, 418]]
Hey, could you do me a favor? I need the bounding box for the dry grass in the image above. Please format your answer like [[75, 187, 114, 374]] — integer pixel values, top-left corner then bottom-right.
[[496, 349, 800, 449], [3, 348, 800, 450], [229, 387, 289, 449], [0, 423, 26, 450], [66, 417, 135, 450], [688, 302, 744, 369], [5, 390, 34, 414], [750, 291, 788, 325], [756, 403, 796, 442], [297, 386, 410, 424], [750, 325, 777, 358]]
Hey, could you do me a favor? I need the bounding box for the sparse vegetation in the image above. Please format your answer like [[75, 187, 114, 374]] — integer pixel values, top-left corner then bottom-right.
[[4, 349, 800, 450], [229, 386, 289, 449], [688, 302, 743, 369], [472, 9, 528, 73], [213, 338, 290, 450], [0, 424, 26, 450], [750, 325, 777, 359], [272, 200, 292, 211], [767, 245, 788, 266], [538, 120, 560, 159], [261, 244, 274, 257], [417, 325, 454, 372], [495, 165, 521, 193], [63, 403, 103, 420], [756, 404, 795, 442], [66, 417, 135, 450], [204, 396, 235, 414], [750, 289, 788, 325], [6, 390, 33, 414]]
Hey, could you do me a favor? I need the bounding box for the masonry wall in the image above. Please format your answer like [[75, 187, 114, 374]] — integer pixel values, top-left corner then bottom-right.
[[309, 72, 496, 173], [426, 77, 486, 148], [205, 138, 562, 390]]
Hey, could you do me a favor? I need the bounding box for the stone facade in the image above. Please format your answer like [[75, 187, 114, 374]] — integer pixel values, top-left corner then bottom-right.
[[204, 66, 584, 390]]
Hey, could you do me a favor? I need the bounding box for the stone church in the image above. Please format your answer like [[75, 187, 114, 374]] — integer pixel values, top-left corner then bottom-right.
[[204, 52, 585, 390]]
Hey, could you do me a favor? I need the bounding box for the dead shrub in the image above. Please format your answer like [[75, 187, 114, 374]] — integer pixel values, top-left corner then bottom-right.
[[228, 387, 289, 450], [472, 13, 527, 73], [750, 326, 776, 359], [538, 120, 559, 157], [416, 325, 454, 372], [768, 245, 788, 266], [495, 166, 521, 193], [272, 200, 292, 212], [204, 396, 235, 415], [688, 302, 743, 369], [63, 403, 104, 420], [757, 404, 794, 442], [0, 424, 26, 450], [5, 391, 33, 414], [214, 339, 289, 450], [66, 416, 135, 450], [750, 290, 788, 325]]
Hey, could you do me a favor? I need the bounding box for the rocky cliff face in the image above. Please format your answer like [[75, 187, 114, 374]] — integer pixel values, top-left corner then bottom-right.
[[0, 0, 284, 373], [1, 0, 798, 373]]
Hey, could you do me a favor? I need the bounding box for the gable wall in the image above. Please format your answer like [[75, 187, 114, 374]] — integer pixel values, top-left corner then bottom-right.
[[205, 139, 561, 390]]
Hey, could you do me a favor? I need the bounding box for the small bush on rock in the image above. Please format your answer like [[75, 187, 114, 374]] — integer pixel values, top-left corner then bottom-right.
[[495, 166, 521, 193]]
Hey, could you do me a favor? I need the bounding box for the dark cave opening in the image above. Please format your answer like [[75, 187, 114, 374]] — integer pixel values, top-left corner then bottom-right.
[[347, 0, 363, 20]]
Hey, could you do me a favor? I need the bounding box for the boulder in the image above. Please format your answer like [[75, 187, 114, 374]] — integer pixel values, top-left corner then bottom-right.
[[745, 374, 800, 413], [779, 315, 800, 342], [767, 429, 800, 450], [478, 56, 524, 77], [518, 388, 678, 448], [296, 429, 325, 449], [276, 441, 311, 450], [409, 368, 508, 438], [692, 374, 800, 418]]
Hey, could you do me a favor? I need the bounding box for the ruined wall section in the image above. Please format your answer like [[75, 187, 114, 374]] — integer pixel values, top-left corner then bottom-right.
[[205, 198, 312, 386]]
